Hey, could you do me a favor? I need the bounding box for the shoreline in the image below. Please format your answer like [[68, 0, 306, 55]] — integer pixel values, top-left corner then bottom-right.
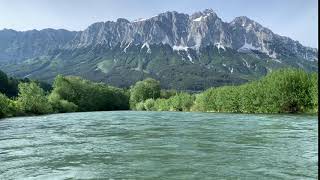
[[1, 110, 318, 120]]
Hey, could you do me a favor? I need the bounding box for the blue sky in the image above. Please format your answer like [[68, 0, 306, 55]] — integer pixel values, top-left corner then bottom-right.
[[0, 0, 317, 48]]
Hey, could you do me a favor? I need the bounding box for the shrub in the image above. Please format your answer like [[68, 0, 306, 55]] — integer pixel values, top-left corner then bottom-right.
[[50, 75, 129, 111], [48, 92, 78, 113], [154, 99, 170, 111], [135, 101, 145, 111], [309, 73, 318, 113], [144, 98, 155, 111], [0, 93, 11, 118], [16, 82, 53, 115], [192, 68, 316, 113], [130, 78, 160, 109], [167, 93, 194, 111]]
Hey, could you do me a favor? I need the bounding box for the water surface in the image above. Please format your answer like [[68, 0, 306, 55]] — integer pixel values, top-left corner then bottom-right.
[[0, 111, 318, 179]]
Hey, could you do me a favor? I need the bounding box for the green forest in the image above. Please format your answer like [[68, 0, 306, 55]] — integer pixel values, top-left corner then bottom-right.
[[0, 68, 318, 119]]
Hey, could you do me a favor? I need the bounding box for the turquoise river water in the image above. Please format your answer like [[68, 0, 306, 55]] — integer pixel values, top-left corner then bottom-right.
[[0, 111, 318, 179]]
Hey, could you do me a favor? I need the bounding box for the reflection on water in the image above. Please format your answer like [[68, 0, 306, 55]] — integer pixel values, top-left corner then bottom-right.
[[0, 111, 318, 179]]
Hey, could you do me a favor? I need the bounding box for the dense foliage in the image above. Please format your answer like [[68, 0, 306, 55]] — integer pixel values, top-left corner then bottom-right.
[[0, 70, 52, 97], [135, 93, 195, 112], [130, 78, 161, 109], [192, 69, 318, 113], [0, 93, 12, 118], [133, 69, 318, 114], [50, 75, 129, 111], [0, 68, 318, 119], [16, 82, 53, 115], [0, 73, 129, 118]]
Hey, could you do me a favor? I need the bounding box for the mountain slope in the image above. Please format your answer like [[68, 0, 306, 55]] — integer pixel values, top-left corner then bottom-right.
[[0, 9, 317, 90]]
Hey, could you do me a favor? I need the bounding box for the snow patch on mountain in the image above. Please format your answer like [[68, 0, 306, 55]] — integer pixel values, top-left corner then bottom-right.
[[229, 67, 234, 73], [271, 58, 282, 63], [242, 58, 251, 68], [193, 15, 208, 22], [238, 40, 260, 52], [132, 16, 156, 23], [173, 45, 189, 51], [187, 53, 194, 63], [133, 18, 146, 22], [215, 42, 226, 51], [269, 51, 277, 58], [141, 42, 151, 53], [123, 41, 132, 53]]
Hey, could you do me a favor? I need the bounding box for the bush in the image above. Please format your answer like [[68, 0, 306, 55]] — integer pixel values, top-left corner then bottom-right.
[[192, 68, 317, 113], [59, 100, 78, 113], [191, 90, 216, 112], [16, 82, 53, 115], [151, 93, 194, 112], [261, 68, 312, 113], [160, 89, 177, 99], [144, 98, 155, 111], [50, 75, 129, 111], [0, 93, 11, 118], [130, 78, 160, 109], [154, 99, 170, 111], [48, 92, 78, 113], [135, 101, 145, 111], [309, 73, 318, 113], [167, 93, 194, 111]]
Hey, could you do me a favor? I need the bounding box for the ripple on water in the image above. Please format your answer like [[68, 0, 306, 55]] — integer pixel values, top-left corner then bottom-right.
[[0, 111, 318, 179]]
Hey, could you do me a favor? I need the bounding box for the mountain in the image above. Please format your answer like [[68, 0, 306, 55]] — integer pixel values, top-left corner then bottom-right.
[[0, 9, 317, 90], [0, 28, 76, 62]]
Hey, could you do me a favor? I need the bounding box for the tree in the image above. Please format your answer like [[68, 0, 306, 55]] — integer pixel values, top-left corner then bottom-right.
[[130, 78, 160, 109], [309, 73, 318, 112], [48, 92, 78, 113], [154, 98, 170, 111], [0, 70, 9, 94], [16, 82, 53, 115], [50, 75, 129, 111], [144, 98, 156, 111], [261, 68, 311, 113], [191, 88, 218, 112], [135, 102, 145, 111], [0, 93, 11, 118], [160, 89, 177, 99], [167, 93, 194, 111], [238, 82, 265, 113], [192, 68, 316, 113], [210, 86, 240, 112]]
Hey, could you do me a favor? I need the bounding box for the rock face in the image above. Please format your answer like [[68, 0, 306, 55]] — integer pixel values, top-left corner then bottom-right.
[[63, 9, 317, 61], [0, 28, 76, 62], [0, 9, 318, 90]]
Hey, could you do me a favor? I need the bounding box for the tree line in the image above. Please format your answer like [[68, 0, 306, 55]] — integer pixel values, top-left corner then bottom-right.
[[0, 68, 318, 118], [129, 68, 318, 113], [0, 74, 129, 118]]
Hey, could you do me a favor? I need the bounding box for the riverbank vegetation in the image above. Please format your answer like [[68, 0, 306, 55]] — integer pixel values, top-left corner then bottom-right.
[[0, 68, 318, 118]]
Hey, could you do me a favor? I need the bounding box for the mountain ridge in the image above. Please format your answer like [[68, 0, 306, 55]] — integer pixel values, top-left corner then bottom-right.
[[0, 9, 317, 90]]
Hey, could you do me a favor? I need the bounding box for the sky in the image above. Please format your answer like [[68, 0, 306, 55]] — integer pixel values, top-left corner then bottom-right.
[[0, 0, 318, 48]]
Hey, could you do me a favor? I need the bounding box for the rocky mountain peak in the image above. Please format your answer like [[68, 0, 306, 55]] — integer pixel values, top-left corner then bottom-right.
[[116, 18, 130, 24], [232, 16, 253, 25], [230, 16, 267, 32], [0, 9, 317, 63], [190, 8, 217, 21]]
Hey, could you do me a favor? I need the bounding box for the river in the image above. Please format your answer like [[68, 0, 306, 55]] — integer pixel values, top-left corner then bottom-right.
[[0, 111, 318, 179]]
